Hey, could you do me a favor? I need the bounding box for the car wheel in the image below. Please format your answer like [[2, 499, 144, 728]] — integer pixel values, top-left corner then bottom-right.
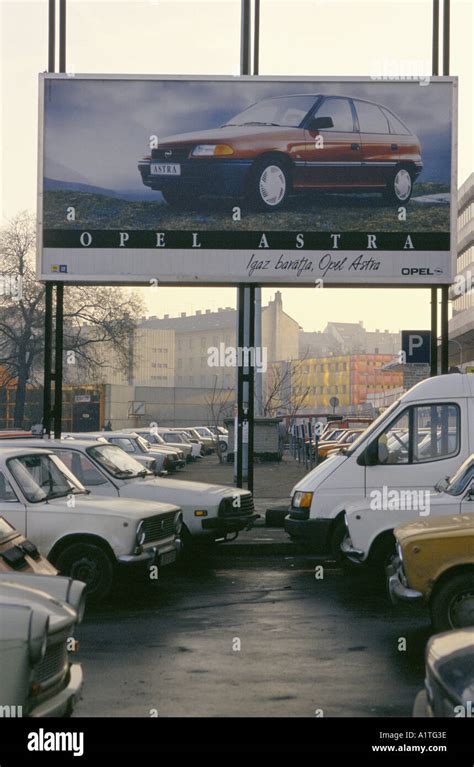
[[247, 158, 290, 211], [218, 440, 227, 452], [55, 542, 115, 602], [329, 517, 350, 565], [383, 166, 413, 204], [430, 573, 474, 632], [367, 533, 396, 574]]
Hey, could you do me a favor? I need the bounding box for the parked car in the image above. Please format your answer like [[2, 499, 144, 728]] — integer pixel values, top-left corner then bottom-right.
[[208, 426, 229, 452], [285, 374, 474, 560], [0, 513, 57, 575], [183, 427, 217, 455], [316, 429, 364, 461], [170, 430, 203, 460], [388, 513, 474, 631], [342, 453, 474, 570], [65, 431, 177, 475], [136, 428, 192, 463], [0, 446, 182, 600], [413, 629, 474, 717], [138, 94, 422, 210], [2, 439, 257, 549], [0, 573, 84, 717]]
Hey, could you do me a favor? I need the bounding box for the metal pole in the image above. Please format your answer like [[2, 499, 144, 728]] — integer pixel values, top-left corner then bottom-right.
[[441, 285, 449, 373], [248, 286, 255, 493], [53, 284, 64, 438], [59, 0, 66, 72], [439, 0, 450, 374], [432, 0, 439, 75], [48, 0, 56, 73], [236, 285, 245, 487], [43, 1, 56, 435], [253, 0, 260, 76], [430, 289, 438, 375], [443, 0, 450, 76], [42, 284, 53, 435]]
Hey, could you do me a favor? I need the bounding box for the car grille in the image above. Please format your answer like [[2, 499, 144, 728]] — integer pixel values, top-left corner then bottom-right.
[[151, 146, 193, 162], [142, 512, 176, 543], [32, 639, 68, 685], [219, 493, 254, 517]]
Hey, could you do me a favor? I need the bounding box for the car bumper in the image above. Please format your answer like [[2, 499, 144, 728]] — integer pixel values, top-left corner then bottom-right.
[[138, 158, 253, 197], [201, 513, 258, 535], [29, 663, 83, 718], [284, 514, 332, 553], [386, 558, 423, 604], [118, 540, 181, 567], [340, 534, 365, 564]]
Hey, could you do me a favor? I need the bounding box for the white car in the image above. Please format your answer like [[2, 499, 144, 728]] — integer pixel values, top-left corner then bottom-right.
[[65, 431, 181, 474], [341, 453, 474, 569], [130, 428, 191, 463], [0, 447, 182, 600], [0, 572, 84, 717], [3, 439, 257, 547]]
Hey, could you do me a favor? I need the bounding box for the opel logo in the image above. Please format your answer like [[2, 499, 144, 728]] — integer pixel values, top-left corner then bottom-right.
[[165, 150, 172, 159]]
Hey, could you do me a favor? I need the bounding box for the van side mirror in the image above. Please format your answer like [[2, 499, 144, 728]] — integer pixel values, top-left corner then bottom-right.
[[357, 439, 379, 466], [308, 116, 334, 131], [434, 476, 450, 493]]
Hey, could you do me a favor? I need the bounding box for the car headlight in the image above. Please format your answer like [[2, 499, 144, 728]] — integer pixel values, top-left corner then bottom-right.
[[29, 612, 49, 665], [292, 491, 313, 509], [191, 144, 234, 157], [136, 520, 146, 546], [174, 511, 183, 534]]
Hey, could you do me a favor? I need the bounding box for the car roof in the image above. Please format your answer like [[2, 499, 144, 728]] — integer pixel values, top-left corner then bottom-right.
[[0, 446, 54, 457]]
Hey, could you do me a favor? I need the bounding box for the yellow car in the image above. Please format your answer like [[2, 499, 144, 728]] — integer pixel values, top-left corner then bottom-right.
[[388, 514, 474, 632]]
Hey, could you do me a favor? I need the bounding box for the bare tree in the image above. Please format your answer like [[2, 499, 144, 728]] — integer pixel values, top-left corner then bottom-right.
[[205, 376, 234, 464], [261, 357, 312, 418], [0, 212, 144, 427]]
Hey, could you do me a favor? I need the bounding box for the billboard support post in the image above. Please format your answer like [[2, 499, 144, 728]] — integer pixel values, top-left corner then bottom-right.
[[53, 283, 64, 438], [235, 0, 254, 491], [42, 283, 53, 436], [430, 289, 438, 375], [440, 0, 450, 374]]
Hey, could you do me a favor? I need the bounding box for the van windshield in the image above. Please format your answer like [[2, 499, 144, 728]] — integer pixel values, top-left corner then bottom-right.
[[342, 399, 401, 456]]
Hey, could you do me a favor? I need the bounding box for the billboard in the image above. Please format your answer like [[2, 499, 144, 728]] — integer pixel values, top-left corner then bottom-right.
[[38, 75, 457, 286]]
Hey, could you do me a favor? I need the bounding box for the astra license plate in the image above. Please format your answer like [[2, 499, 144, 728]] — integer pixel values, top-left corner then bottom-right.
[[150, 163, 181, 176], [159, 550, 177, 566]]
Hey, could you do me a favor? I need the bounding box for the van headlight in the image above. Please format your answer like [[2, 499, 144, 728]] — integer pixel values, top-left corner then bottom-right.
[[292, 491, 313, 509], [174, 511, 183, 534], [136, 520, 146, 546]]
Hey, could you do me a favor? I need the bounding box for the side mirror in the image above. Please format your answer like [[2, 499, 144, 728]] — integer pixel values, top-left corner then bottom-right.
[[434, 476, 450, 493], [357, 439, 379, 466], [308, 116, 334, 131]]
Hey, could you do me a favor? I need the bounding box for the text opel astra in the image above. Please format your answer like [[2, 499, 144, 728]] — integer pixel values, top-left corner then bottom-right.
[[138, 94, 423, 211]]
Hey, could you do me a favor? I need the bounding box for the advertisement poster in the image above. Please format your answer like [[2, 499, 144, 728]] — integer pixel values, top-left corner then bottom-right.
[[38, 75, 457, 285]]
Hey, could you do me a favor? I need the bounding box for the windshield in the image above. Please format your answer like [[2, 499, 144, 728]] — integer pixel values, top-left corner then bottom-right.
[[445, 456, 474, 496], [224, 95, 316, 128], [343, 399, 401, 455], [8, 453, 86, 503], [163, 433, 182, 443], [87, 444, 152, 478]]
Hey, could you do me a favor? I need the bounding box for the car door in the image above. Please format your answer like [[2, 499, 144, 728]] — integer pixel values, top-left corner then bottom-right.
[[302, 96, 362, 188], [353, 99, 398, 188], [0, 469, 27, 535]]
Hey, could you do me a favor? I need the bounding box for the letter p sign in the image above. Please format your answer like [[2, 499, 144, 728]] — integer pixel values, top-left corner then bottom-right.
[[401, 330, 431, 364]]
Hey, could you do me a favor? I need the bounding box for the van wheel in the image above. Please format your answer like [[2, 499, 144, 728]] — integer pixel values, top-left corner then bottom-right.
[[330, 517, 350, 564], [383, 166, 413, 204], [430, 573, 474, 632], [368, 534, 396, 574], [56, 543, 114, 602], [246, 158, 290, 211]]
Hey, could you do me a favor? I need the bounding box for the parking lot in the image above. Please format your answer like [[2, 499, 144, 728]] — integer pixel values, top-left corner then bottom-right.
[[73, 455, 430, 718]]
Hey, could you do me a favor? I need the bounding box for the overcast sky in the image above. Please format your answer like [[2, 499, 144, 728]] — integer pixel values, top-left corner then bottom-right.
[[1, 0, 473, 333]]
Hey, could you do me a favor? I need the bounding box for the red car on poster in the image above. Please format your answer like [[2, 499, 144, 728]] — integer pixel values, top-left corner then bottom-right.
[[138, 93, 423, 211]]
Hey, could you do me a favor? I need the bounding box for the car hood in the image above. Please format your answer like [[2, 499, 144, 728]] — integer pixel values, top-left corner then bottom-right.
[[427, 629, 474, 706], [291, 453, 348, 495], [120, 476, 250, 505], [395, 513, 474, 544], [0, 581, 76, 633], [48, 494, 180, 518], [160, 124, 292, 145]]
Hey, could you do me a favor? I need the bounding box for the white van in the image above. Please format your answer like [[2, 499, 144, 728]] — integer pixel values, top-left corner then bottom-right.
[[285, 374, 474, 559]]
